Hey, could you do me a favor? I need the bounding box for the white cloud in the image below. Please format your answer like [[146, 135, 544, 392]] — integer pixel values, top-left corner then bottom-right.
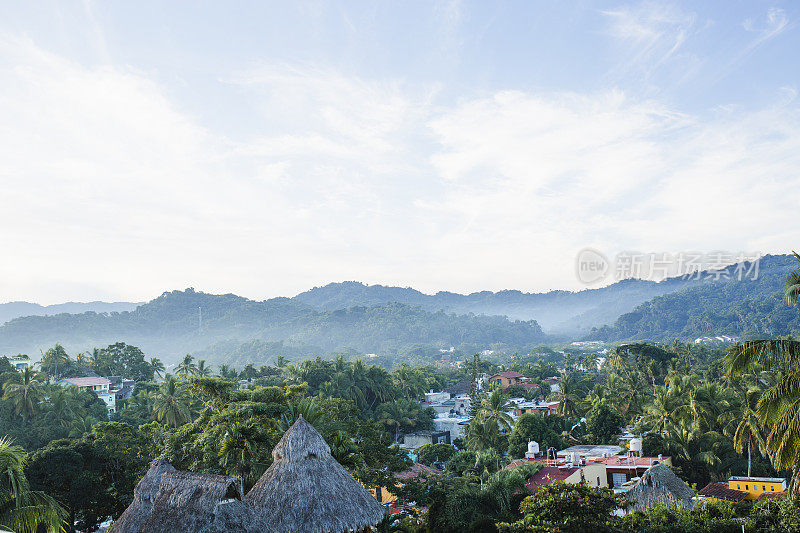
[[602, 1, 700, 86], [1, 35, 799, 303]]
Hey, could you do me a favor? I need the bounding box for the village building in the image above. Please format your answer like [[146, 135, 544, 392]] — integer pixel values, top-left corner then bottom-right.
[[401, 430, 451, 449], [58, 376, 117, 414], [513, 400, 560, 417], [432, 415, 469, 441], [110, 416, 385, 533], [700, 476, 787, 502], [524, 463, 610, 491], [8, 355, 31, 371], [488, 371, 537, 391]]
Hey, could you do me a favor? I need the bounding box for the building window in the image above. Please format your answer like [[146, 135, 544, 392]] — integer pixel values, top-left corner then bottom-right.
[[763, 486, 766, 491], [737, 484, 741, 489], [771, 486, 775, 491], [745, 485, 749, 490], [596, 477, 600, 486]]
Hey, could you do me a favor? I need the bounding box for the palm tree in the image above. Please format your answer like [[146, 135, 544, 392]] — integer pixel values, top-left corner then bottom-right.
[[376, 399, 419, 442], [3, 368, 43, 424], [550, 372, 589, 420], [218, 364, 236, 380], [149, 357, 165, 379], [175, 354, 197, 378], [0, 436, 66, 532], [725, 253, 800, 491], [153, 376, 191, 428], [196, 359, 212, 377], [480, 387, 514, 434], [38, 344, 71, 380], [641, 383, 686, 435], [219, 423, 257, 483], [68, 415, 96, 439], [393, 364, 426, 400], [728, 387, 766, 478], [44, 388, 77, 428], [75, 352, 90, 368]]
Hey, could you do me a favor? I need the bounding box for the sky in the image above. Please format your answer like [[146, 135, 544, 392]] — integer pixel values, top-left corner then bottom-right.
[[1, 1, 799, 304]]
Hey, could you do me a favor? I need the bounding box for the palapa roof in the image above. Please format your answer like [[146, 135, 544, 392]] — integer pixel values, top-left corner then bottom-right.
[[625, 463, 695, 513], [108, 459, 176, 533], [109, 461, 256, 533], [246, 415, 384, 533], [142, 471, 255, 533]]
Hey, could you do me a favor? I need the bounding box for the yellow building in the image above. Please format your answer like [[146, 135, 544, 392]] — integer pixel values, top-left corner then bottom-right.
[[728, 476, 786, 500]]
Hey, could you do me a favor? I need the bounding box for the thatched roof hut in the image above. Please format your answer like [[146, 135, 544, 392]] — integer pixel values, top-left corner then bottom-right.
[[246, 415, 384, 533], [625, 462, 695, 513], [142, 471, 255, 532], [109, 462, 256, 533], [108, 459, 176, 533]]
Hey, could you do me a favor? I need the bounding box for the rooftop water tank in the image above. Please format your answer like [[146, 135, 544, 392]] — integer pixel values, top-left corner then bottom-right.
[[630, 437, 643, 453], [527, 440, 540, 455]]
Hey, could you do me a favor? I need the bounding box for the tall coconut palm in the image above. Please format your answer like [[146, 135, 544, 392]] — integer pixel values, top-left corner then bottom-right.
[[0, 436, 66, 532], [3, 368, 43, 424], [393, 364, 426, 400], [44, 388, 77, 428], [153, 376, 191, 428], [149, 357, 165, 379], [175, 354, 197, 378], [550, 372, 589, 420], [196, 359, 212, 377], [376, 399, 419, 442], [728, 387, 766, 478], [480, 387, 514, 434], [725, 252, 800, 491]]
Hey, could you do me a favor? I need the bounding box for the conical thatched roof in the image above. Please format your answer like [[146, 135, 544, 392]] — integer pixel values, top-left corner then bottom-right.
[[142, 471, 256, 532], [246, 416, 384, 533], [109, 461, 257, 533], [625, 463, 695, 513], [108, 458, 176, 533]]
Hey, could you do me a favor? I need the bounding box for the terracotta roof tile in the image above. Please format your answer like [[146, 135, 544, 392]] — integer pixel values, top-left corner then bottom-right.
[[698, 482, 748, 502]]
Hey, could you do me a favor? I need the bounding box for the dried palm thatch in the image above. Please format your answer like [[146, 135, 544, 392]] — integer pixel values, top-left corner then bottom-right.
[[625, 462, 695, 513], [246, 415, 384, 533], [108, 458, 176, 533], [141, 470, 255, 532], [110, 460, 256, 533]]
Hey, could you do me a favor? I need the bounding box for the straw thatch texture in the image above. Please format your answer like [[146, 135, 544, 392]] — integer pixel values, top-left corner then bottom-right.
[[625, 463, 695, 513], [246, 416, 384, 533], [140, 470, 256, 533], [108, 459, 176, 533]]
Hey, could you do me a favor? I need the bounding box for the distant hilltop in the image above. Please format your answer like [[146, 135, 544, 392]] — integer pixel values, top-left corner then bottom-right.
[[0, 301, 140, 326]]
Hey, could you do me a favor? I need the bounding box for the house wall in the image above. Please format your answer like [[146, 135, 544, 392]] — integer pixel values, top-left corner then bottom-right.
[[728, 479, 786, 500]]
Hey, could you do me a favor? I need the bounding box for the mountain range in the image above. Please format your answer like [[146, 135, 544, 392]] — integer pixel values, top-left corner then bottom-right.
[[1, 254, 797, 365]]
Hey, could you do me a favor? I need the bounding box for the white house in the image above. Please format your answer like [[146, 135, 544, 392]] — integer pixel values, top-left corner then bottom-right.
[[59, 376, 116, 414]]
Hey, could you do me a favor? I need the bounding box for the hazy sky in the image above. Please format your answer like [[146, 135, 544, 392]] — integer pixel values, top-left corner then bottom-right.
[[1, 1, 799, 303]]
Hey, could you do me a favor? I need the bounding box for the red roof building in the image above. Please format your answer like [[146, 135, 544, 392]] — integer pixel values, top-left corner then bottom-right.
[[525, 466, 580, 492], [698, 482, 748, 502]]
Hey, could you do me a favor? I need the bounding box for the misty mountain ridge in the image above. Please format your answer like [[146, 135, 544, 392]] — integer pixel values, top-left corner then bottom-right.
[[0, 301, 140, 327], [0, 254, 795, 366]]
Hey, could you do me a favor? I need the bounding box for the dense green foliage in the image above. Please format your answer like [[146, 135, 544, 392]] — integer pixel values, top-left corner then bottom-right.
[[590, 254, 800, 342], [0, 289, 546, 362]]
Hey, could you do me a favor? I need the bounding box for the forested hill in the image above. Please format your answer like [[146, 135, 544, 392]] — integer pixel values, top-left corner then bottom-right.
[[0, 301, 138, 326], [586, 254, 800, 342], [0, 289, 546, 362], [294, 277, 699, 333]]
